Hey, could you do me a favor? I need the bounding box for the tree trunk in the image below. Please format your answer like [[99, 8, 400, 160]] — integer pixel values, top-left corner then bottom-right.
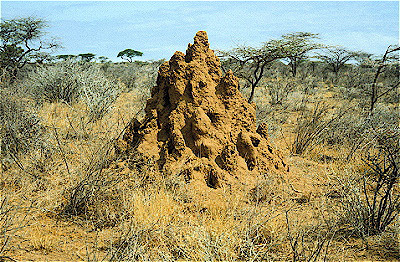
[[248, 83, 256, 103], [290, 59, 297, 77]]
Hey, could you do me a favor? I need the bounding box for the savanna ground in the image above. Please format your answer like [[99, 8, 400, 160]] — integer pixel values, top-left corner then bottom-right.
[[1, 46, 399, 261]]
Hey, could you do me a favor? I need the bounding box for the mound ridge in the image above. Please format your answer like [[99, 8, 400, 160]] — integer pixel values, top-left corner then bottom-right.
[[117, 31, 288, 188]]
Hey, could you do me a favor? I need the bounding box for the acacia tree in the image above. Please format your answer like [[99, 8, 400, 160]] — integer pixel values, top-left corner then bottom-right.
[[78, 53, 96, 62], [117, 49, 143, 62], [279, 32, 322, 77], [98, 56, 110, 63], [367, 45, 399, 112], [317, 46, 359, 75], [0, 17, 59, 78], [220, 43, 288, 102], [220, 32, 320, 102], [56, 54, 76, 61]]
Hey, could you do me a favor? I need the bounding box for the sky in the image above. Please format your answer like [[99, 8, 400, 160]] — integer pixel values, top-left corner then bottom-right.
[[1, 1, 399, 62]]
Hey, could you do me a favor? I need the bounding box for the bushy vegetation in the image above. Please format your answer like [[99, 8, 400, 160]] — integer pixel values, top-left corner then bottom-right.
[[1, 16, 399, 261], [340, 127, 400, 236], [26, 60, 123, 121], [0, 89, 45, 163]]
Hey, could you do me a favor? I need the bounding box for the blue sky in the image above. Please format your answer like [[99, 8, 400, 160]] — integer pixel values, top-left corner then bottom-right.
[[1, 1, 399, 61]]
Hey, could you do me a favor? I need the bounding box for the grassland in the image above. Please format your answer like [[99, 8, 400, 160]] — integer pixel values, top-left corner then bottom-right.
[[0, 60, 399, 261]]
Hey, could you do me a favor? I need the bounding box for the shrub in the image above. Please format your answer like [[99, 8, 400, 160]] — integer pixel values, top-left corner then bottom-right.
[[28, 60, 83, 103], [285, 211, 336, 262], [60, 137, 124, 229], [26, 60, 122, 121], [0, 197, 14, 258], [267, 78, 294, 105], [61, 170, 124, 229], [0, 197, 30, 260], [0, 89, 45, 161], [323, 103, 398, 159], [79, 66, 123, 121], [339, 127, 400, 238], [291, 102, 346, 155], [104, 60, 163, 91]]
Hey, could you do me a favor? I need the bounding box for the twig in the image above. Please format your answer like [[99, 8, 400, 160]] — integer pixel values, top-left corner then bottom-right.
[[52, 124, 71, 177], [8, 150, 40, 180]]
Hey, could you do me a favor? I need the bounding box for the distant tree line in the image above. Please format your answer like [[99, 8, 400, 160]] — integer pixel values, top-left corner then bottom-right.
[[218, 32, 398, 103], [55, 48, 143, 63], [1, 16, 398, 110]]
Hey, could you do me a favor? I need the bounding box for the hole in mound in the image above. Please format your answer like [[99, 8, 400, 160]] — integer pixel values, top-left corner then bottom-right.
[[179, 169, 193, 183], [181, 121, 196, 154], [237, 141, 256, 171], [196, 142, 210, 158], [206, 170, 219, 189], [250, 136, 260, 147], [167, 140, 174, 154], [238, 151, 256, 171], [267, 145, 273, 153], [206, 111, 218, 123], [247, 160, 255, 171], [215, 155, 224, 170], [157, 126, 169, 143], [163, 87, 171, 107]]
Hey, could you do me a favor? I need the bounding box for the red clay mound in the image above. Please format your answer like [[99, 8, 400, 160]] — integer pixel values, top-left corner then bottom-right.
[[117, 31, 288, 188]]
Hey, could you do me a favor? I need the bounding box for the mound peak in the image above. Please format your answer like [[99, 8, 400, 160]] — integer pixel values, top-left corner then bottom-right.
[[117, 31, 288, 188]]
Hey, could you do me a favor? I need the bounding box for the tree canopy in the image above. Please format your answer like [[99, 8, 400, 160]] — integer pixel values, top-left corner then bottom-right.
[[78, 53, 96, 62], [219, 32, 322, 102], [117, 49, 143, 62], [0, 17, 59, 77], [56, 54, 76, 61], [98, 56, 110, 63], [278, 32, 322, 76], [316, 46, 360, 74]]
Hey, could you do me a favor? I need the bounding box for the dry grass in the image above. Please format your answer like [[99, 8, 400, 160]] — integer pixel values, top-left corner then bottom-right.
[[1, 67, 398, 261]]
